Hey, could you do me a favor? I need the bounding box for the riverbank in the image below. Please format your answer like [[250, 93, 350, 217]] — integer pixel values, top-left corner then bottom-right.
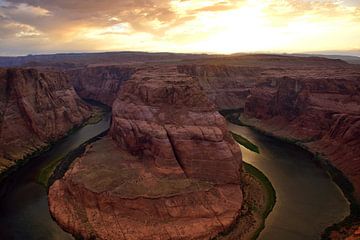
[[0, 121, 85, 197], [0, 100, 108, 190], [221, 109, 358, 239], [37, 105, 109, 186], [0, 102, 111, 240], [46, 129, 109, 189], [215, 128, 276, 240], [215, 162, 276, 240]]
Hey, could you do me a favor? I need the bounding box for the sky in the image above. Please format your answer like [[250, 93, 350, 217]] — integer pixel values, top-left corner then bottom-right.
[[0, 0, 359, 56]]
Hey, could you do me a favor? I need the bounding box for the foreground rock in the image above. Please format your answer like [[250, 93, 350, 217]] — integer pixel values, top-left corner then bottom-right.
[[49, 66, 243, 239], [0, 68, 91, 174]]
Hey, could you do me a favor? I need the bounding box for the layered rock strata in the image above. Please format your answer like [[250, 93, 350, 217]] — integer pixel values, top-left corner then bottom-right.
[[180, 55, 360, 202], [49, 66, 243, 239], [241, 64, 360, 201], [67, 65, 135, 106], [0, 68, 91, 174], [178, 65, 256, 110]]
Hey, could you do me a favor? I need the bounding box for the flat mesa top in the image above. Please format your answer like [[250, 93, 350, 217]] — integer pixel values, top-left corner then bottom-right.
[[67, 136, 214, 198]]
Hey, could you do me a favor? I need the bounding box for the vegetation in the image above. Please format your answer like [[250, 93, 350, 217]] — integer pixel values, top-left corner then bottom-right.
[[231, 132, 260, 153], [221, 108, 359, 240], [37, 156, 64, 186], [219, 109, 244, 126], [212, 161, 276, 240], [243, 162, 276, 219], [47, 130, 109, 189], [318, 153, 360, 239], [36, 101, 110, 187]]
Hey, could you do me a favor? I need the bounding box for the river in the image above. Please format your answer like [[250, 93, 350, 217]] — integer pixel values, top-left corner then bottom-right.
[[0, 115, 350, 240], [227, 122, 350, 240], [0, 113, 111, 240]]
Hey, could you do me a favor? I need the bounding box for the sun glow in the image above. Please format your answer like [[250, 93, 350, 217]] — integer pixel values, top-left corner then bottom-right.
[[0, 0, 359, 55]]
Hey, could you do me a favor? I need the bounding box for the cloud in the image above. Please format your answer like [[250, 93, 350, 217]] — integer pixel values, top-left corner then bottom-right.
[[0, 1, 48, 39], [0, 0, 359, 55], [264, 0, 360, 25], [188, 0, 243, 13]]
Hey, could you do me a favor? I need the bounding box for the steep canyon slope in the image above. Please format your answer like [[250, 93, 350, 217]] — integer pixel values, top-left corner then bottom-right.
[[180, 55, 360, 201], [67, 66, 135, 106], [180, 55, 360, 238], [1, 53, 358, 239], [48, 66, 244, 239], [0, 68, 91, 174]]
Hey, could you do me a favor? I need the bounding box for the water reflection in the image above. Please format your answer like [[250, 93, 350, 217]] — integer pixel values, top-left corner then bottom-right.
[[228, 122, 349, 240], [0, 113, 111, 240]]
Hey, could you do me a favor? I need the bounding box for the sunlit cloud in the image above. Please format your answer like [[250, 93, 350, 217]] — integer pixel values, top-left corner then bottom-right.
[[0, 0, 359, 55]]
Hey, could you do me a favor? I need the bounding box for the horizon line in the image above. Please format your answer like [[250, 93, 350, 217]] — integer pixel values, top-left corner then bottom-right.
[[0, 50, 360, 58]]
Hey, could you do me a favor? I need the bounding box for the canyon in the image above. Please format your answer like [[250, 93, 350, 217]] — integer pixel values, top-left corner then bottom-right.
[[0, 68, 91, 175], [67, 66, 135, 106], [179, 55, 360, 201], [0, 53, 359, 239], [48, 66, 244, 239]]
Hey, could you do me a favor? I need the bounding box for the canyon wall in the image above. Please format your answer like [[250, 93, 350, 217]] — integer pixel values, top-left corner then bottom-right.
[[0, 68, 91, 174], [49, 66, 244, 240], [16, 54, 355, 239], [178, 55, 349, 110], [236, 59, 360, 202], [180, 55, 360, 202], [178, 65, 256, 110], [67, 66, 135, 106], [243, 75, 360, 199]]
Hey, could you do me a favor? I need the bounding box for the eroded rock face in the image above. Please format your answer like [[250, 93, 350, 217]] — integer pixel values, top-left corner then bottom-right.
[[67, 66, 135, 106], [111, 66, 242, 183], [0, 68, 91, 174], [242, 64, 360, 201], [178, 65, 256, 110], [49, 66, 243, 240], [180, 56, 360, 203]]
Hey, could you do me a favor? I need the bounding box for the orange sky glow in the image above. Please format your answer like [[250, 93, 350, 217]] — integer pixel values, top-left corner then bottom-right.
[[0, 0, 359, 55]]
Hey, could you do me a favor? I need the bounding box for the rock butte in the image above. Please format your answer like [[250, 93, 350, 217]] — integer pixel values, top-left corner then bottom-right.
[[0, 68, 91, 174], [0, 53, 359, 239], [48, 66, 243, 239]]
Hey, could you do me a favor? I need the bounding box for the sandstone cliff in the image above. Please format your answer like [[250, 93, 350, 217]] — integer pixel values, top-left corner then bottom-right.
[[67, 66, 135, 106], [180, 56, 360, 238], [0, 68, 91, 174], [239, 60, 360, 202], [177, 55, 349, 110], [178, 65, 256, 110], [180, 55, 360, 203], [49, 66, 243, 240]]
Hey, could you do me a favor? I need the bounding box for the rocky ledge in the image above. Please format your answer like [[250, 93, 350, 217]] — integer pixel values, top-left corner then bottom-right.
[[0, 68, 91, 174], [49, 66, 244, 239]]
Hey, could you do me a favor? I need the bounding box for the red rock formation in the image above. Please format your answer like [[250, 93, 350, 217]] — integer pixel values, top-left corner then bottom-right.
[[0, 68, 91, 174], [178, 65, 256, 110], [49, 66, 243, 240], [178, 55, 350, 110], [241, 63, 360, 201], [67, 65, 135, 106], [179, 55, 360, 203]]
